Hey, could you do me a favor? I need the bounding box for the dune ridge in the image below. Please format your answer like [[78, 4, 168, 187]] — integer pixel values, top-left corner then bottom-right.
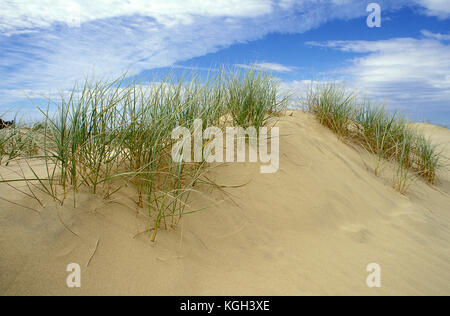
[[0, 111, 449, 296]]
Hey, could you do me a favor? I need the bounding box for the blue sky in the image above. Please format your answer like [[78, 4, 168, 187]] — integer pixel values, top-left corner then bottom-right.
[[0, 0, 449, 125]]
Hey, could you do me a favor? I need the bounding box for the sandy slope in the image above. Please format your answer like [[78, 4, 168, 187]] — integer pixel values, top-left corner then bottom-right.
[[1, 112, 449, 296]]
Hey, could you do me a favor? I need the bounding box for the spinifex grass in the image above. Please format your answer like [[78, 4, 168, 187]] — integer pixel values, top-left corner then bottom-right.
[[305, 83, 443, 192], [0, 68, 286, 241]]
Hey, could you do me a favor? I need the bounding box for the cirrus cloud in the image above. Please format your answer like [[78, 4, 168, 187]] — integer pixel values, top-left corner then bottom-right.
[[236, 62, 296, 73], [0, 0, 449, 121]]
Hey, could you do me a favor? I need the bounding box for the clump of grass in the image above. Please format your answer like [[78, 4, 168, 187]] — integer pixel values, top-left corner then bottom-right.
[[392, 129, 417, 194], [305, 83, 357, 137], [305, 83, 443, 192], [414, 134, 442, 184], [0, 128, 14, 163], [226, 69, 288, 129], [393, 146, 414, 194], [0, 122, 39, 166], [355, 104, 407, 174], [0, 68, 285, 241]]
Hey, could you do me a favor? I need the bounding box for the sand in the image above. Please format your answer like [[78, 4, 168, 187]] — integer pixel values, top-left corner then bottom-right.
[[1, 111, 449, 296]]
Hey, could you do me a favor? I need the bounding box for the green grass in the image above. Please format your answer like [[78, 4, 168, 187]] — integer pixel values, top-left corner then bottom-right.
[[305, 83, 357, 137], [0, 68, 288, 241], [305, 83, 443, 193], [414, 134, 442, 184], [226, 69, 288, 130], [0, 124, 39, 166]]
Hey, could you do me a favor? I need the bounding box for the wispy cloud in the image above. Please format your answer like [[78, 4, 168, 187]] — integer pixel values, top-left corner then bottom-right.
[[0, 0, 274, 35], [421, 29, 450, 41], [0, 0, 448, 118], [306, 37, 450, 122], [413, 0, 450, 19], [236, 62, 296, 73], [0, 0, 374, 112]]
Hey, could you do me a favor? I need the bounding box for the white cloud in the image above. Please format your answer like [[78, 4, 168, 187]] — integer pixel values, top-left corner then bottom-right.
[[421, 29, 450, 41], [414, 0, 450, 19], [0, 0, 273, 34], [307, 38, 450, 121], [0, 0, 379, 101], [236, 62, 296, 73], [0, 0, 448, 119]]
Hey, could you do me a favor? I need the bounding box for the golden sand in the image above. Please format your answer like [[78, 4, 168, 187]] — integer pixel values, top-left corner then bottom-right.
[[1, 112, 449, 295]]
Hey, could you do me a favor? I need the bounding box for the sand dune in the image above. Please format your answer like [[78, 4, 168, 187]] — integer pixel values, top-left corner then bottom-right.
[[1, 111, 449, 296]]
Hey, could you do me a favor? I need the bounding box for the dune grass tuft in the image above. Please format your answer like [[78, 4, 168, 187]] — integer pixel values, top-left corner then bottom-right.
[[305, 83, 443, 192], [414, 134, 442, 185], [0, 123, 39, 166], [226, 69, 288, 129], [305, 83, 357, 137], [0, 68, 288, 241]]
